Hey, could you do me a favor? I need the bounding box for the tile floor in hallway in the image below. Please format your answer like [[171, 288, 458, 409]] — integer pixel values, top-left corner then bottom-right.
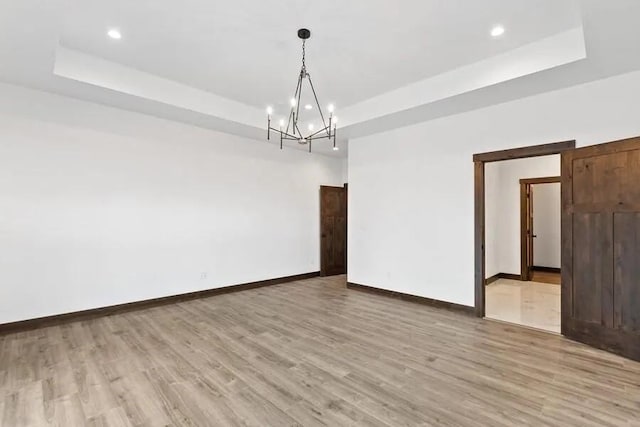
[[486, 278, 561, 333]]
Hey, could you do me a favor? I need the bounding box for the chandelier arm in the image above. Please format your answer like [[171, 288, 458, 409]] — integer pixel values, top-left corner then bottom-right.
[[286, 72, 303, 136], [270, 127, 298, 140], [307, 74, 330, 136], [276, 125, 331, 141], [295, 75, 303, 131], [275, 129, 330, 142], [307, 125, 332, 139], [294, 121, 304, 138], [285, 109, 295, 135], [333, 124, 336, 147]]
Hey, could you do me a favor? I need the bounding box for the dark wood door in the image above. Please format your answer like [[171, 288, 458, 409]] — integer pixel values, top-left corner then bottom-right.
[[320, 185, 347, 276], [562, 136, 640, 361]]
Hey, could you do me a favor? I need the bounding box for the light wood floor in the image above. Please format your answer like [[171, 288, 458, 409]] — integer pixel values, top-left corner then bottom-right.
[[2, 276, 640, 426]]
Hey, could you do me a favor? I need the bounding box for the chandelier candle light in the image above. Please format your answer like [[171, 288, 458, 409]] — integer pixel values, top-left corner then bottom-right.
[[266, 28, 338, 152]]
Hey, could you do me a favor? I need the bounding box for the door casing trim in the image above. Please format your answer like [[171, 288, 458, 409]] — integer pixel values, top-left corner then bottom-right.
[[473, 140, 576, 318], [519, 176, 561, 281]]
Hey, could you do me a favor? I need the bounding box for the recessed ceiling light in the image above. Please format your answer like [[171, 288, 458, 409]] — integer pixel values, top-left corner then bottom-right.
[[491, 25, 505, 38], [266, 106, 273, 115], [328, 104, 335, 113], [304, 104, 313, 110], [308, 123, 314, 131], [290, 98, 297, 107], [107, 28, 122, 40]]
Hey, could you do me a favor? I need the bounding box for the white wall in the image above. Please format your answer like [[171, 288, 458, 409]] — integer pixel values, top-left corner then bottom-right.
[[533, 183, 561, 269], [485, 156, 560, 277], [348, 69, 640, 307], [341, 157, 349, 184], [0, 83, 343, 324]]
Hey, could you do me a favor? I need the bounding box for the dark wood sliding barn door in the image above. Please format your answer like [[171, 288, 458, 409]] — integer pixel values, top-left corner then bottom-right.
[[562, 136, 640, 361], [320, 185, 347, 276]]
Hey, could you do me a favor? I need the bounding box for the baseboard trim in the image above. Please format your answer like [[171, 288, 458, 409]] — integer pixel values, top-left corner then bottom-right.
[[533, 266, 561, 273], [346, 282, 474, 316], [485, 273, 522, 285], [485, 274, 501, 285], [0, 271, 319, 335]]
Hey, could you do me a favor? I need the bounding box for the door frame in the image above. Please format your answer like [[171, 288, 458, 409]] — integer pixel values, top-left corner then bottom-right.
[[343, 183, 348, 273], [473, 140, 576, 317], [519, 176, 561, 281]]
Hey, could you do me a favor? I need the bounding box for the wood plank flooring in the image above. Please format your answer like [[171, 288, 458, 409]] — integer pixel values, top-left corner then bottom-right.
[[1, 275, 640, 426]]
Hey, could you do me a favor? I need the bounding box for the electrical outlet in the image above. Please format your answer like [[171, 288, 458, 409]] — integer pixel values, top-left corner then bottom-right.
[[200, 272, 207, 280]]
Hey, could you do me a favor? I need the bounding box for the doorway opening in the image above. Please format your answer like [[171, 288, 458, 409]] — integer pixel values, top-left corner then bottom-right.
[[520, 176, 561, 285], [475, 137, 640, 362], [472, 141, 575, 331], [483, 156, 562, 333]]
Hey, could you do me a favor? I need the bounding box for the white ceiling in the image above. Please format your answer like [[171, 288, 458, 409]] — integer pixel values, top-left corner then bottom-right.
[[58, 0, 582, 109], [1, 0, 640, 157]]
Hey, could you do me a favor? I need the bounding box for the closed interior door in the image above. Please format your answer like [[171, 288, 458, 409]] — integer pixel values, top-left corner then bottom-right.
[[562, 136, 640, 361], [320, 185, 347, 276]]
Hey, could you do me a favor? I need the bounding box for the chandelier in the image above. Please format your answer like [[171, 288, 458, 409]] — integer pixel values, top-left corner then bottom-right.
[[266, 28, 337, 152]]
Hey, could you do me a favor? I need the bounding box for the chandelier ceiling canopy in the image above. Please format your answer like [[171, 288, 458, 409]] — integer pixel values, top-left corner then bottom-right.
[[266, 29, 337, 152]]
